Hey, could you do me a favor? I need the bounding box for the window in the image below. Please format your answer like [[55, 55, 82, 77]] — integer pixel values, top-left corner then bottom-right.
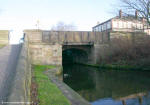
[[137, 23, 141, 29], [119, 21, 123, 28], [132, 23, 136, 29], [103, 24, 106, 30], [102, 24, 104, 31], [98, 26, 101, 31], [112, 21, 117, 28], [128, 22, 132, 28], [96, 27, 98, 31], [107, 21, 111, 29], [124, 22, 127, 28], [140, 24, 143, 29]]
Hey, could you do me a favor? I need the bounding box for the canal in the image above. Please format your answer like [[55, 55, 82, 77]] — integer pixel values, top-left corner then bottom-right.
[[63, 64, 150, 105]]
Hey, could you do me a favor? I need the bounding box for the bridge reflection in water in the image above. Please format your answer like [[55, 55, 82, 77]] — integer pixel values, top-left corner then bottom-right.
[[63, 64, 150, 105]]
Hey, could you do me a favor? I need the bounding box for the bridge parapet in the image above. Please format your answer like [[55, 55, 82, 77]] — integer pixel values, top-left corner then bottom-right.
[[24, 30, 110, 45], [0, 30, 9, 46], [42, 31, 109, 45], [24, 30, 42, 43]]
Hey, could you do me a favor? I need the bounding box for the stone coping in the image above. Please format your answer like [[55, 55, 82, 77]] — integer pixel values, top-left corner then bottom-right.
[[45, 68, 91, 105]]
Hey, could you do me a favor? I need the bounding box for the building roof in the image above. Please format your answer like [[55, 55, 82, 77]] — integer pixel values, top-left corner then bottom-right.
[[114, 14, 144, 21], [93, 14, 147, 29]]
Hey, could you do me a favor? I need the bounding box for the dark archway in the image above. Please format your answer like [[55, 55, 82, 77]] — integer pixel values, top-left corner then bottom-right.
[[62, 48, 88, 65]]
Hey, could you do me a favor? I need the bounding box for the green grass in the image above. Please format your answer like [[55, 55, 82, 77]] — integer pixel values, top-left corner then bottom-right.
[[33, 65, 71, 105], [0, 44, 6, 48]]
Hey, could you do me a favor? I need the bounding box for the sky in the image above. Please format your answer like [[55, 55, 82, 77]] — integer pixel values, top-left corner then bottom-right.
[[0, 0, 119, 43]]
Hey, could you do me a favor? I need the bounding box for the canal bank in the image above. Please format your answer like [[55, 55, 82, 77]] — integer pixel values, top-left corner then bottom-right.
[[31, 64, 150, 105], [31, 65, 91, 105]]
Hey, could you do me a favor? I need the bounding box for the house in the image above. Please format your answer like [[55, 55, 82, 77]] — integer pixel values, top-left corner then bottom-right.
[[92, 10, 150, 35]]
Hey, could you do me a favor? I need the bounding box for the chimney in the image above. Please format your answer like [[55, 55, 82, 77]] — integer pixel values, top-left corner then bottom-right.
[[135, 10, 138, 19], [119, 10, 122, 18]]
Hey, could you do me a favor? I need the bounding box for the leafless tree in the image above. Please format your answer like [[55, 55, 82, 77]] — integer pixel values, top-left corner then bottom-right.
[[51, 21, 77, 31], [120, 0, 150, 24], [101, 35, 150, 66]]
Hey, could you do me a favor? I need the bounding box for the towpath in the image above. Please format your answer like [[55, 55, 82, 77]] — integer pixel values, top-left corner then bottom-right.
[[0, 45, 21, 104]]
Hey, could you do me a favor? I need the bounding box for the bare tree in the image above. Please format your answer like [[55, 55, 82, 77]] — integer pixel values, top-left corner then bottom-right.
[[51, 21, 77, 31], [120, 0, 150, 24]]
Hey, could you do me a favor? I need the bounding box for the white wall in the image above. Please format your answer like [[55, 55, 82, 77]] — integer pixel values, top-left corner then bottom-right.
[[112, 19, 143, 30]]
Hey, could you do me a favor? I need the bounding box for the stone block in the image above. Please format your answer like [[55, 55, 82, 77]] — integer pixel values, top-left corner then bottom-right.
[[0, 30, 9, 45]]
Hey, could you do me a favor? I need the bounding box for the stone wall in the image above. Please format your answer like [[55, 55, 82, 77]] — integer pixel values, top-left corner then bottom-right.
[[7, 43, 31, 105], [24, 30, 62, 65], [24, 30, 110, 65], [29, 43, 62, 65], [24, 29, 110, 44], [42, 31, 108, 44], [24, 29, 42, 43], [0, 30, 9, 45], [110, 31, 146, 39], [95, 31, 150, 64], [24, 29, 147, 66]]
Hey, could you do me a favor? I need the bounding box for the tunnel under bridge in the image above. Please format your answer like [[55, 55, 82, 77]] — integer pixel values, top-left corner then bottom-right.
[[62, 45, 94, 64]]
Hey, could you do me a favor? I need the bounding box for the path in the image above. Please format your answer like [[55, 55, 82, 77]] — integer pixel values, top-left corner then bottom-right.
[[0, 45, 21, 104]]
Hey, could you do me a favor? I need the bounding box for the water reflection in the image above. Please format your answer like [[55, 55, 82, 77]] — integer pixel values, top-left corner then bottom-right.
[[63, 64, 150, 105]]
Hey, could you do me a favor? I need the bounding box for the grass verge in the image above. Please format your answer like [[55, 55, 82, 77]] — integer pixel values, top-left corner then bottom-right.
[[0, 44, 6, 48], [32, 65, 71, 105]]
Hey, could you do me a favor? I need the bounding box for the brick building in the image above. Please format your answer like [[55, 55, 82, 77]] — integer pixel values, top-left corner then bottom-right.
[[93, 10, 150, 35]]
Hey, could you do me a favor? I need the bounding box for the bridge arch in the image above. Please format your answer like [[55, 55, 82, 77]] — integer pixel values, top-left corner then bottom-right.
[[62, 47, 89, 65]]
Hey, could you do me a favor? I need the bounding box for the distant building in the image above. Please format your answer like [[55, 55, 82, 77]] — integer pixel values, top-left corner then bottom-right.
[[93, 10, 150, 35]]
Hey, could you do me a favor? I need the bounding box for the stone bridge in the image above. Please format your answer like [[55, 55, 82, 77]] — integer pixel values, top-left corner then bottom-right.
[[24, 30, 140, 65]]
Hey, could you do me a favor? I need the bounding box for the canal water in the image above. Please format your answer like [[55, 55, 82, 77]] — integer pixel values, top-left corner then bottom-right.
[[63, 64, 150, 105]]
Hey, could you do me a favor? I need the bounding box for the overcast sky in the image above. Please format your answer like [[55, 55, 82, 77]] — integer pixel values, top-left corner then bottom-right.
[[0, 0, 118, 43]]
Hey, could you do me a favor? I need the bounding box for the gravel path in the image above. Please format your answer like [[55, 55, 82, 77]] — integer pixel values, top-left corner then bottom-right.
[[0, 45, 21, 103]]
